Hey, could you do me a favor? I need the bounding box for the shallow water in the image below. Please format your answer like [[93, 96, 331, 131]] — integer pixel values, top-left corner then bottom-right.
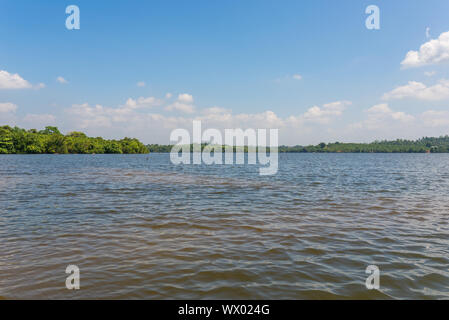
[[0, 153, 448, 299]]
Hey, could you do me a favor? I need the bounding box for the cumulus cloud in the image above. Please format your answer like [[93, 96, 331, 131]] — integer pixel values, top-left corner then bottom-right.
[[137, 81, 146, 87], [421, 110, 449, 127], [125, 96, 162, 109], [367, 103, 392, 114], [57, 93, 449, 146], [61, 96, 354, 145], [401, 31, 449, 68], [292, 74, 303, 80], [165, 102, 195, 114], [67, 94, 196, 131], [348, 104, 415, 138], [196, 100, 350, 128], [67, 103, 124, 128], [302, 101, 351, 124], [367, 103, 414, 122], [382, 79, 449, 101], [0, 102, 18, 113], [0, 70, 32, 89], [424, 71, 436, 77], [57, 76, 68, 84], [165, 93, 195, 113], [177, 93, 194, 103], [346, 103, 449, 143], [202, 106, 231, 115]]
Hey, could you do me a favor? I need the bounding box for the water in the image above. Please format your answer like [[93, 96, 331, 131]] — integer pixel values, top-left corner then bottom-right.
[[0, 153, 448, 299]]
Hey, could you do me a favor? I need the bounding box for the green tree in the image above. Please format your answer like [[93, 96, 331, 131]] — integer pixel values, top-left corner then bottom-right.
[[0, 126, 14, 153]]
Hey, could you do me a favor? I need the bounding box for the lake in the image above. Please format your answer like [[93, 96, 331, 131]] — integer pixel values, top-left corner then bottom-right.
[[0, 153, 448, 299]]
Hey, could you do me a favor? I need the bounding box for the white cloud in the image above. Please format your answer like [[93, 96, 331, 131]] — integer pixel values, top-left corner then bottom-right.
[[194, 100, 350, 128], [164, 93, 195, 113], [124, 96, 162, 109], [0, 70, 32, 89], [231, 110, 284, 128], [178, 93, 194, 103], [382, 79, 449, 101], [165, 93, 173, 99], [137, 81, 146, 87], [323, 101, 351, 111], [421, 110, 449, 127], [348, 104, 415, 138], [57, 76, 68, 84], [345, 107, 449, 143], [292, 74, 302, 80], [165, 102, 195, 114], [426, 27, 431, 39], [62, 97, 354, 145], [401, 31, 449, 68], [367, 103, 415, 122], [302, 100, 351, 124], [0, 102, 18, 113], [202, 106, 231, 115], [424, 71, 436, 77], [67, 103, 121, 128], [59, 94, 449, 146], [367, 103, 391, 114], [65, 102, 197, 143]]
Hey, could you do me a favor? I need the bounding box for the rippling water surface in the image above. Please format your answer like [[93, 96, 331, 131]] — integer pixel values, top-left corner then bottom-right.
[[1, 153, 448, 299]]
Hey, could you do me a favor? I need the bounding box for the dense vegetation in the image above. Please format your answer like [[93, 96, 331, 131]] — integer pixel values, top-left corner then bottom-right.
[[148, 136, 449, 153], [0, 125, 148, 154], [278, 136, 449, 153], [2, 125, 448, 154]]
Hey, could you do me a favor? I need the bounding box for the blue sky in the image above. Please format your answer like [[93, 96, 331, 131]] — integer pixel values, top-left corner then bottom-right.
[[1, 0, 449, 144]]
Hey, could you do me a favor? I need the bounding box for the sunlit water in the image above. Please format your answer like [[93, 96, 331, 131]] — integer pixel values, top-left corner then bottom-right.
[[0, 153, 448, 299]]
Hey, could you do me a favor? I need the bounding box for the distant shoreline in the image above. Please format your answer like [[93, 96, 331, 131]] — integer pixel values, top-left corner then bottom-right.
[[147, 135, 449, 153], [2, 125, 449, 154]]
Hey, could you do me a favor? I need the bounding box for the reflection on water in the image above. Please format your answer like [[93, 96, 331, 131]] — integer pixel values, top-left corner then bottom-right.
[[0, 153, 448, 299]]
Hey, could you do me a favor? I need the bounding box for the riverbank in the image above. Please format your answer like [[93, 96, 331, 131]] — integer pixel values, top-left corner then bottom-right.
[[147, 136, 449, 153]]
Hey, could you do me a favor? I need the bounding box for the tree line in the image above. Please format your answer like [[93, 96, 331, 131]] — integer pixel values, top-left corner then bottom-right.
[[2, 125, 448, 154], [147, 136, 449, 153], [0, 125, 149, 154]]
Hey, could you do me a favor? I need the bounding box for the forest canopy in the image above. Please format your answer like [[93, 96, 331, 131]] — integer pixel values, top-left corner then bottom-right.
[[0, 125, 149, 154]]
